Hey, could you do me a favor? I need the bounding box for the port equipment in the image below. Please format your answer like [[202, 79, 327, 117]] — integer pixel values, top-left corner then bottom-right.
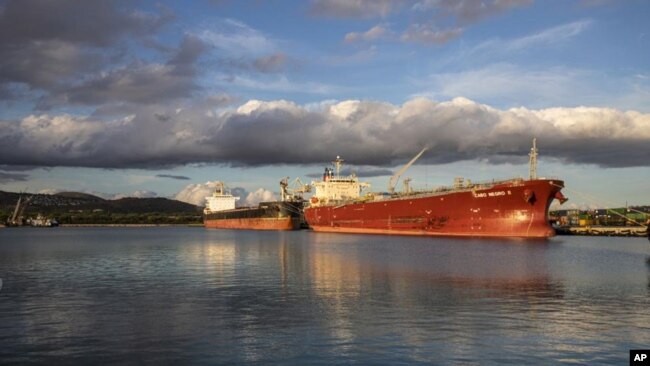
[[9, 194, 32, 226], [280, 177, 311, 202], [388, 147, 428, 194]]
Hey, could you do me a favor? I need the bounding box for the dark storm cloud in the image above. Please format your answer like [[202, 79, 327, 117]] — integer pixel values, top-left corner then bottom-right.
[[306, 167, 393, 178], [0, 0, 172, 47], [168, 35, 208, 73], [0, 0, 176, 106], [37, 35, 207, 107], [0, 170, 29, 183], [0, 97, 648, 170], [0, 40, 104, 90], [61, 61, 195, 105], [156, 174, 191, 180]]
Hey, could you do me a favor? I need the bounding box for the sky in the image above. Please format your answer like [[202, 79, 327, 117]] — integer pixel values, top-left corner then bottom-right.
[[0, 0, 648, 209]]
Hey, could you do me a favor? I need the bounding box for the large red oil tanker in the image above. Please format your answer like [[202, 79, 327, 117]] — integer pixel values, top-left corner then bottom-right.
[[203, 182, 302, 230], [304, 140, 567, 238]]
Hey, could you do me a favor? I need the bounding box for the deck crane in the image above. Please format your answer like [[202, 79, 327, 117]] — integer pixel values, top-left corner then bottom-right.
[[280, 177, 312, 202], [387, 147, 428, 194]]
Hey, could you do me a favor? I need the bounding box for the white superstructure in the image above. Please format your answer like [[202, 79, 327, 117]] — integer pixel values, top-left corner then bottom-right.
[[204, 182, 240, 214], [310, 156, 370, 207]]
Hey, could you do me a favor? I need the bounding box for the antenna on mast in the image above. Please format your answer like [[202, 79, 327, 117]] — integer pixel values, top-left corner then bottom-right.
[[528, 138, 538, 180]]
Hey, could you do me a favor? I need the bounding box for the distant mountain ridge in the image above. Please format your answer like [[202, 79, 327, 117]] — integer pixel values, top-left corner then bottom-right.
[[54, 191, 105, 202], [0, 190, 200, 214]]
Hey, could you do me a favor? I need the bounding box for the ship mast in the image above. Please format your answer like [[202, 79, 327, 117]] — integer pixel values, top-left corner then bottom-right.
[[528, 138, 538, 180], [334, 156, 343, 178]]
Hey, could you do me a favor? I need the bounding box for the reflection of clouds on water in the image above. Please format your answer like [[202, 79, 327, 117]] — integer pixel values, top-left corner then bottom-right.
[[183, 239, 237, 287], [309, 244, 362, 350], [307, 233, 562, 297]]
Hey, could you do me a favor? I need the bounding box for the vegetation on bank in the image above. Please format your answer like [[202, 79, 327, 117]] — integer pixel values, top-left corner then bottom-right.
[[0, 190, 203, 225], [0, 209, 202, 225]]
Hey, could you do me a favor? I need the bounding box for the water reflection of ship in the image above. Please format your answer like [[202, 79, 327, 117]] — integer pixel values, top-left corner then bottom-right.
[[307, 235, 564, 302], [303, 237, 566, 352]]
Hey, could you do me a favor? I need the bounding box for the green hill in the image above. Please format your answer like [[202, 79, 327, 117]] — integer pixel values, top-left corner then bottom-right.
[[0, 190, 201, 225]]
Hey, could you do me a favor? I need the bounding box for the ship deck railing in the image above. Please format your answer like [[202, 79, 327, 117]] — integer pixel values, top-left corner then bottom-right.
[[311, 176, 560, 207], [386, 177, 526, 200], [392, 176, 561, 199]]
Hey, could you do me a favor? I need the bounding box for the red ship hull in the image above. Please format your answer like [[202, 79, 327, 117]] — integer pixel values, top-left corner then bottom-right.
[[304, 179, 564, 238], [204, 217, 301, 230]]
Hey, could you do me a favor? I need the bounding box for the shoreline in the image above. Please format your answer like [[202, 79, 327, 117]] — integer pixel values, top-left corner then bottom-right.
[[4, 224, 647, 238], [59, 224, 204, 228]]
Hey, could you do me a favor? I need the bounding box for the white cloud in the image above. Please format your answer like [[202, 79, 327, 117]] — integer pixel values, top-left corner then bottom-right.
[[492, 19, 593, 52], [401, 25, 463, 44], [414, 63, 650, 112], [200, 18, 277, 57], [174, 181, 224, 206], [222, 74, 341, 94], [113, 190, 158, 200], [500, 19, 592, 51], [344, 25, 390, 43], [310, 0, 401, 18], [38, 188, 63, 195], [417, 63, 584, 107], [327, 46, 378, 64], [412, 0, 532, 24], [447, 19, 593, 65], [2, 96, 650, 170], [244, 188, 277, 206], [173, 181, 275, 207]]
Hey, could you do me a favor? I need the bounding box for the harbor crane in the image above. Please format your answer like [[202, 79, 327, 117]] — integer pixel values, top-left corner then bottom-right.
[[9, 193, 32, 226], [388, 147, 428, 194]]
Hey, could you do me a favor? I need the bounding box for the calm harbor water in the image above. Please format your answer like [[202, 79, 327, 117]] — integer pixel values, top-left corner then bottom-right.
[[1, 227, 649, 365]]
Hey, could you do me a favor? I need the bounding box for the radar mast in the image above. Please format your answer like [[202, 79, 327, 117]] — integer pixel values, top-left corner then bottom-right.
[[528, 138, 538, 180]]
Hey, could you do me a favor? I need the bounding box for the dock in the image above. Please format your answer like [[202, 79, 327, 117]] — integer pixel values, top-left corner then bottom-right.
[[556, 226, 647, 237]]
